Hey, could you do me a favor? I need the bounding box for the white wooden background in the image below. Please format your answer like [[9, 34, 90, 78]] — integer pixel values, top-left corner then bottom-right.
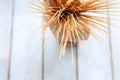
[[0, 0, 120, 80]]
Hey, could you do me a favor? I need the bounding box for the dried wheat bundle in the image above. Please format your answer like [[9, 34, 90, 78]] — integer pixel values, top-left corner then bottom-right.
[[31, 0, 118, 56]]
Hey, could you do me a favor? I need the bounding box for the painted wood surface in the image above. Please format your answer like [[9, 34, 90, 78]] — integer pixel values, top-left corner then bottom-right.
[[0, 0, 120, 80], [0, 0, 12, 80]]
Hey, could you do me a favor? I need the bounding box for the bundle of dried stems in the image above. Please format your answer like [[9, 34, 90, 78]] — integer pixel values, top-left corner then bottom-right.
[[31, 0, 118, 56]]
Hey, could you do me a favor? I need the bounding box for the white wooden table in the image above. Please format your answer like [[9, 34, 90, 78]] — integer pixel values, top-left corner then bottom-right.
[[0, 0, 120, 80]]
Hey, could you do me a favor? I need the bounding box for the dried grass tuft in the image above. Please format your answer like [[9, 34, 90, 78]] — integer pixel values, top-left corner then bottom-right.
[[31, 0, 118, 56]]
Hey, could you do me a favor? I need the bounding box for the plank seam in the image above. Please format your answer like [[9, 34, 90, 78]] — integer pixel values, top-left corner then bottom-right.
[[106, 0, 115, 80], [75, 45, 79, 80], [7, 0, 15, 80], [41, 37, 45, 80]]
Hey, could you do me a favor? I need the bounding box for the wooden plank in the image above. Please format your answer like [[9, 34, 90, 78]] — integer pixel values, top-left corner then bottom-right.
[[110, 0, 120, 80], [42, 0, 76, 80], [44, 28, 76, 80], [77, 3, 113, 80], [9, 0, 43, 80], [78, 36, 112, 80], [0, 0, 12, 80]]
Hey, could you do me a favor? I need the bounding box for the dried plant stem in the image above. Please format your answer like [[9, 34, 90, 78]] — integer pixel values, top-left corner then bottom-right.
[[32, 0, 118, 56], [7, 0, 15, 80]]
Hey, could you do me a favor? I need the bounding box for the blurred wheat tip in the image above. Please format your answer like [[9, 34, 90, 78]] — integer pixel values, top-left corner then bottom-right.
[[31, 0, 117, 56]]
